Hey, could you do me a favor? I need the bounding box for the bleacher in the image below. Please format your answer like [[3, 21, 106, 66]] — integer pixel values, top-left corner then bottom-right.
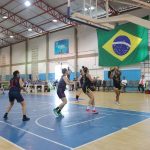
[[94, 80, 141, 92], [24, 80, 50, 93], [1, 81, 9, 90]]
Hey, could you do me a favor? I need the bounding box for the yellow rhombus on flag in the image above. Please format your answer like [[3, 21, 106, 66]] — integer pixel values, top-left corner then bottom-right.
[[102, 30, 142, 61]]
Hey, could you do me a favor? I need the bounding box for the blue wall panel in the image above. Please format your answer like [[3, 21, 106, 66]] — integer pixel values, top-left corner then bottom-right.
[[104, 69, 141, 80]]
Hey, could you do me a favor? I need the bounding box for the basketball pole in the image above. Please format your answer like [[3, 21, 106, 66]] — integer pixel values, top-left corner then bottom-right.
[[67, 0, 70, 17], [83, 0, 85, 15], [105, 0, 109, 18], [96, 0, 98, 19], [90, 0, 92, 17]]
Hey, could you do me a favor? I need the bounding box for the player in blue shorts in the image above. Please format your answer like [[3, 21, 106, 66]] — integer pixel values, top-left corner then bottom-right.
[[53, 68, 73, 117], [3, 70, 30, 121]]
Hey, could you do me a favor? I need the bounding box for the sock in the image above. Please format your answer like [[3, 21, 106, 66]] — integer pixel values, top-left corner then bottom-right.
[[55, 107, 59, 110], [3, 113, 8, 119], [87, 106, 90, 110], [57, 109, 61, 113], [92, 106, 96, 111], [23, 115, 26, 118], [4, 113, 8, 117], [76, 95, 79, 100]]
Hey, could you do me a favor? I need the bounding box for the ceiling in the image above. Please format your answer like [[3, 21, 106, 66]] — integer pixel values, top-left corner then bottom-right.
[[0, 0, 149, 48]]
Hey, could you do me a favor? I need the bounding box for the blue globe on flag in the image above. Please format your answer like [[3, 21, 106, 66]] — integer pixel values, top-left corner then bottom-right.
[[112, 35, 131, 56]]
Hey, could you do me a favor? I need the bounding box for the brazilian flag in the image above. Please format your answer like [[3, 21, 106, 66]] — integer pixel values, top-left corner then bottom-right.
[[97, 20, 149, 66]]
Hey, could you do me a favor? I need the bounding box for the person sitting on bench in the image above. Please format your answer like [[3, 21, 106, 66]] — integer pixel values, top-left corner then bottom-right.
[[121, 76, 127, 93], [138, 75, 146, 93]]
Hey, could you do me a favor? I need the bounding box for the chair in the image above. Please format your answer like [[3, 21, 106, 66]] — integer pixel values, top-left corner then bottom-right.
[[96, 80, 102, 91], [106, 80, 113, 91], [102, 80, 106, 91]]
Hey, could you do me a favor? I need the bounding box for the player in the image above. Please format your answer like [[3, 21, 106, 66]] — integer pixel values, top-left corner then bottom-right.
[[3, 70, 30, 121], [53, 68, 73, 117]]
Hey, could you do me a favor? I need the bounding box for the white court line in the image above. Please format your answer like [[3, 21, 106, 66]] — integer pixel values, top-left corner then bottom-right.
[[0, 121, 72, 150], [73, 118, 150, 150], [35, 114, 55, 131], [10, 114, 49, 121], [72, 104, 150, 117], [94, 105, 150, 115], [100, 109, 150, 117], [3, 108, 149, 129], [0, 136, 25, 150], [64, 116, 107, 128]]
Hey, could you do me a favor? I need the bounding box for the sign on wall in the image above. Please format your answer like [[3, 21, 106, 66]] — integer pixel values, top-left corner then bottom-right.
[[54, 39, 69, 55]]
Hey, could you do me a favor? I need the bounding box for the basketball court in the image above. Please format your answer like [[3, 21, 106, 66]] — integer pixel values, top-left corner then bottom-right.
[[0, 0, 150, 150]]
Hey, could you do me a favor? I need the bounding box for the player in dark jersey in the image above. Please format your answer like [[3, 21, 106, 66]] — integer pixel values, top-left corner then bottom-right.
[[82, 67, 98, 114], [75, 67, 85, 102], [3, 70, 30, 121], [110, 66, 121, 105], [53, 68, 73, 117]]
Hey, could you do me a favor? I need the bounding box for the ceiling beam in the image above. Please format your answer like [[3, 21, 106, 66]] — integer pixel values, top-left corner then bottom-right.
[[96, 13, 150, 29], [34, 0, 77, 26], [0, 37, 10, 45], [0, 26, 26, 41], [1, 0, 15, 8], [0, 7, 46, 34], [4, 1, 78, 36], [5, 12, 47, 33], [72, 12, 115, 29], [131, 0, 150, 8], [112, 0, 150, 9], [0, 0, 74, 36], [98, 0, 119, 17]]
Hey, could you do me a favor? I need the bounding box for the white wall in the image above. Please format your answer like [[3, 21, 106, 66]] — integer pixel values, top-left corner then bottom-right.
[[27, 62, 46, 74], [78, 56, 103, 78], [12, 42, 25, 64], [0, 46, 10, 66], [27, 64, 31, 74], [28, 35, 46, 62], [12, 65, 25, 74], [78, 25, 98, 55], [49, 59, 75, 73], [0, 66, 10, 75], [38, 62, 46, 73], [49, 28, 75, 59]]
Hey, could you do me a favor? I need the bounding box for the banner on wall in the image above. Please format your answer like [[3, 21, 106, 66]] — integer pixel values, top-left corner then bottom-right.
[[54, 39, 69, 55], [97, 17, 149, 67]]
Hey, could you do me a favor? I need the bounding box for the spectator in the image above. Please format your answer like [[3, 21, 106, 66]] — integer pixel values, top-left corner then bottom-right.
[[67, 67, 72, 91], [138, 75, 146, 93], [0, 81, 5, 94], [121, 76, 127, 92], [67, 67, 72, 80]]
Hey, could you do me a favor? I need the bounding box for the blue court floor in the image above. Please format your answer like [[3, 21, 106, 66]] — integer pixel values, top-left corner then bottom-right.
[[0, 93, 150, 150]]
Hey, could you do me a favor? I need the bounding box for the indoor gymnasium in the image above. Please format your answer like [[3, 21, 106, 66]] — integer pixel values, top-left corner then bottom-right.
[[0, 0, 150, 150]]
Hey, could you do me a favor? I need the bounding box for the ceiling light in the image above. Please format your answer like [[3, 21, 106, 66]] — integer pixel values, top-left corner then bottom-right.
[[24, 1, 31, 7], [10, 35, 14, 38], [52, 19, 58, 23], [2, 16, 8, 19], [89, 6, 95, 10], [84, 7, 88, 11], [28, 28, 32, 31]]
